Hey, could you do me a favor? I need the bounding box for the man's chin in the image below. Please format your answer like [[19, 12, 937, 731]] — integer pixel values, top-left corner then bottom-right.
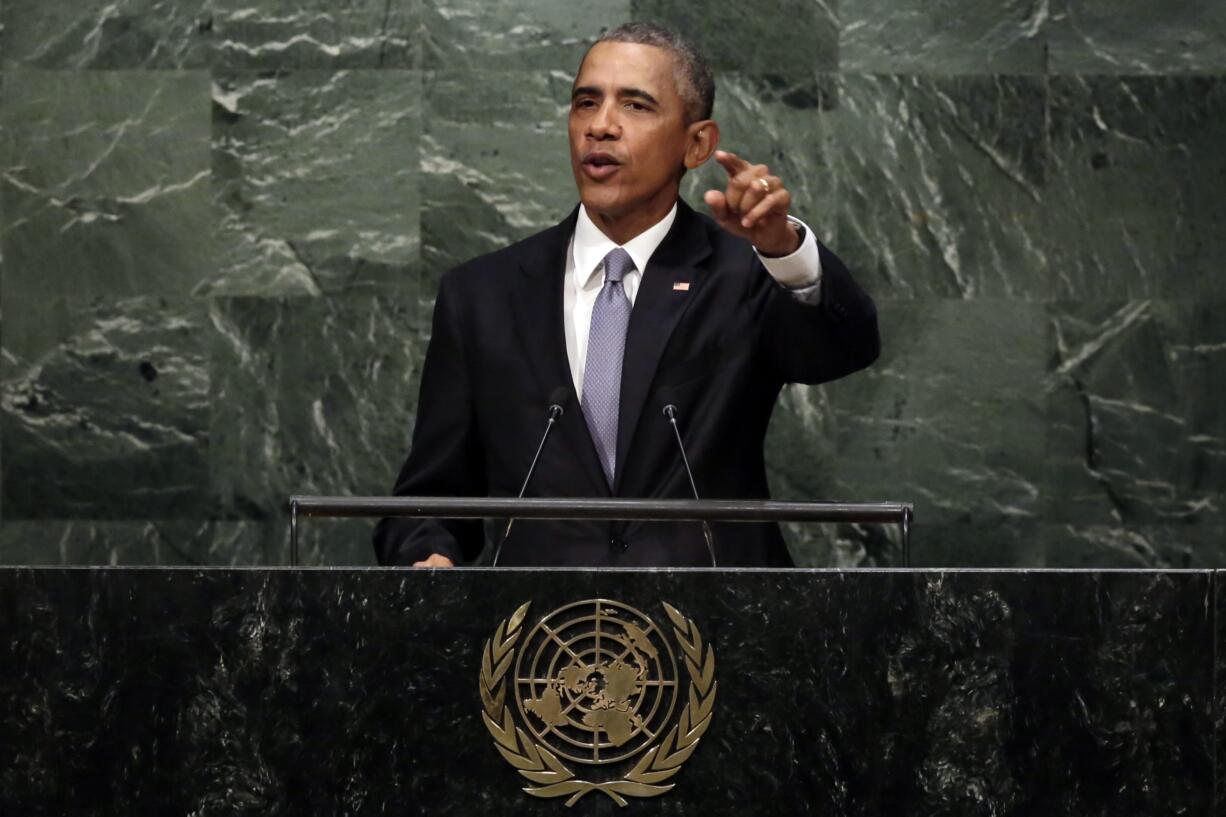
[[577, 189, 630, 221]]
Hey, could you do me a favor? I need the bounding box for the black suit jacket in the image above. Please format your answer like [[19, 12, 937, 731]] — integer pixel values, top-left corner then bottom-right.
[[373, 199, 879, 567]]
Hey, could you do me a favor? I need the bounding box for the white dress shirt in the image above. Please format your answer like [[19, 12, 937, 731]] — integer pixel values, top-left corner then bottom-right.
[[564, 203, 823, 398]]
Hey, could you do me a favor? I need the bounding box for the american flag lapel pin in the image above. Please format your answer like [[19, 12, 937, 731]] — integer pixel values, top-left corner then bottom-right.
[[673, 281, 690, 292]]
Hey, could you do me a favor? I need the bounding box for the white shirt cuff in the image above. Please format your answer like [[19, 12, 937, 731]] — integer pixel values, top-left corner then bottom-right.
[[754, 215, 822, 302]]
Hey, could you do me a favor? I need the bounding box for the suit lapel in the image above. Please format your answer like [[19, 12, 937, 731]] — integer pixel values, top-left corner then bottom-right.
[[613, 200, 712, 493], [510, 206, 611, 495]]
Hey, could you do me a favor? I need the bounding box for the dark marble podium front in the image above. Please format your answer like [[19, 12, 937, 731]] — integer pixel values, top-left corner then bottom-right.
[[1, 568, 1220, 816]]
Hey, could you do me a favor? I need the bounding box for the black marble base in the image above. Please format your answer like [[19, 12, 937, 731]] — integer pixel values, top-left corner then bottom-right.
[[0, 568, 1216, 815]]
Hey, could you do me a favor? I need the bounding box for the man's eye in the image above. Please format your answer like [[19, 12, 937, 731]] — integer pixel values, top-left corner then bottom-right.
[[625, 102, 647, 111]]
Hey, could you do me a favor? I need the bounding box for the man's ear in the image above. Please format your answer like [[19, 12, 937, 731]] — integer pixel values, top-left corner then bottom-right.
[[684, 119, 720, 170]]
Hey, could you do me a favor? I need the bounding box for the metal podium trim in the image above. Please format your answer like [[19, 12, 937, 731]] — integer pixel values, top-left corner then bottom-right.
[[287, 495, 914, 568]]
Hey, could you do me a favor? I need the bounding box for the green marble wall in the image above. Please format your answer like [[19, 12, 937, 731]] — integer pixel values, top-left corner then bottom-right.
[[1, 1, 1222, 567]]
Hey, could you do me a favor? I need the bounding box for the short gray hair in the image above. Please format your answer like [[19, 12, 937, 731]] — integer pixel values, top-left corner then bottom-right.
[[591, 22, 715, 123]]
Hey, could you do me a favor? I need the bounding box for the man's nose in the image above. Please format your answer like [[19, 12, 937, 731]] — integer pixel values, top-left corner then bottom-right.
[[587, 102, 621, 139]]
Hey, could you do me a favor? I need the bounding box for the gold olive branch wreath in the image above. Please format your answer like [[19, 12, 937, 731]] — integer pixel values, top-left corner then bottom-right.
[[479, 601, 717, 807]]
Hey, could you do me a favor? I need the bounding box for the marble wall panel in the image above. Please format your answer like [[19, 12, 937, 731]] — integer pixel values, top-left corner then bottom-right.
[[1043, 523, 1226, 568], [1049, 0, 1226, 74], [211, 0, 418, 69], [0, 0, 214, 69], [815, 300, 1047, 565], [1043, 301, 1226, 528], [1046, 76, 1226, 300], [631, 0, 837, 77], [208, 295, 423, 566], [0, 70, 213, 309], [0, 519, 268, 565], [1, 297, 212, 519], [421, 0, 628, 71], [826, 75, 1049, 299], [840, 0, 1049, 74], [0, 517, 382, 566], [893, 300, 1047, 525], [420, 70, 575, 284], [766, 298, 1050, 567], [912, 519, 1044, 567], [287, 517, 379, 566], [208, 70, 422, 297]]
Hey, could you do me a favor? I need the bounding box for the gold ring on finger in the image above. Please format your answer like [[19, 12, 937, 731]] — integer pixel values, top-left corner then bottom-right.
[[758, 178, 771, 194]]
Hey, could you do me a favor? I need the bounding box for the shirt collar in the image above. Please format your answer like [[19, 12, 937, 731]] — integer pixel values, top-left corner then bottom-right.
[[571, 202, 678, 289]]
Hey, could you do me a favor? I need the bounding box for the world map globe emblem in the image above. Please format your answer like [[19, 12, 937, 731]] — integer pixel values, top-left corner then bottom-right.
[[514, 598, 679, 765]]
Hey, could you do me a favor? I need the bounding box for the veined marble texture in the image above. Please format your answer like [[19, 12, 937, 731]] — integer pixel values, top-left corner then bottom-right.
[[0, 0, 215, 69], [840, 0, 1049, 73], [0, 568, 1215, 814], [1044, 522, 1225, 569], [765, 299, 1048, 567], [1046, 75, 1226, 300], [826, 74, 1049, 299], [1044, 300, 1225, 526], [1049, 0, 1226, 73], [632, 0, 838, 76], [1, 297, 211, 519], [1041, 299, 1225, 567], [814, 300, 1048, 567], [209, 295, 424, 565], [0, 70, 215, 523], [211, 0, 419, 69], [423, 0, 628, 70], [209, 69, 422, 297], [0, 70, 213, 305], [420, 70, 576, 281], [0, 519, 268, 564]]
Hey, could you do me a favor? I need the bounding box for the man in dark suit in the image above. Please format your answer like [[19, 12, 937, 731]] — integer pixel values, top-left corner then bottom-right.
[[374, 23, 879, 568]]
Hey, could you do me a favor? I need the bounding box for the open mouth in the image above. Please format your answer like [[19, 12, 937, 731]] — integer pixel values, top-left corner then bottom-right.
[[585, 154, 620, 166], [582, 153, 622, 179]]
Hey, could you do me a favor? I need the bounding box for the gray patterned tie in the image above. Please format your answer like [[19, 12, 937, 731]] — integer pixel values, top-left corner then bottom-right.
[[582, 247, 635, 487]]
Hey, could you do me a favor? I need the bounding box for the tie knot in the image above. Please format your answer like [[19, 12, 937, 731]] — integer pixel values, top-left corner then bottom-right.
[[602, 247, 635, 284]]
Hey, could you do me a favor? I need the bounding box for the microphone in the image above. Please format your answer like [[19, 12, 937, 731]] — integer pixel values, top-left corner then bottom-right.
[[662, 404, 718, 567], [492, 387, 569, 566]]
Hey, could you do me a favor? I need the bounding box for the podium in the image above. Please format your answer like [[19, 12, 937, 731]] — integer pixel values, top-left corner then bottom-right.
[[0, 563, 1217, 815]]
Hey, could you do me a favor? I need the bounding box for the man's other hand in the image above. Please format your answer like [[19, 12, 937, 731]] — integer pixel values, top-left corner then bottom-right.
[[412, 553, 455, 568], [703, 150, 801, 258]]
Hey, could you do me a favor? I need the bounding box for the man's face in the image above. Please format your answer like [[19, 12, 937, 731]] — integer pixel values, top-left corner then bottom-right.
[[568, 41, 695, 225]]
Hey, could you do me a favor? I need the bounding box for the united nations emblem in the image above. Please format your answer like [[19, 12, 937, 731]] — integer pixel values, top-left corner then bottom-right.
[[479, 599, 717, 806]]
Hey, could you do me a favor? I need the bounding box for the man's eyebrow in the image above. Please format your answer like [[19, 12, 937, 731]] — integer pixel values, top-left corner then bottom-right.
[[618, 87, 659, 106], [570, 86, 660, 106]]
